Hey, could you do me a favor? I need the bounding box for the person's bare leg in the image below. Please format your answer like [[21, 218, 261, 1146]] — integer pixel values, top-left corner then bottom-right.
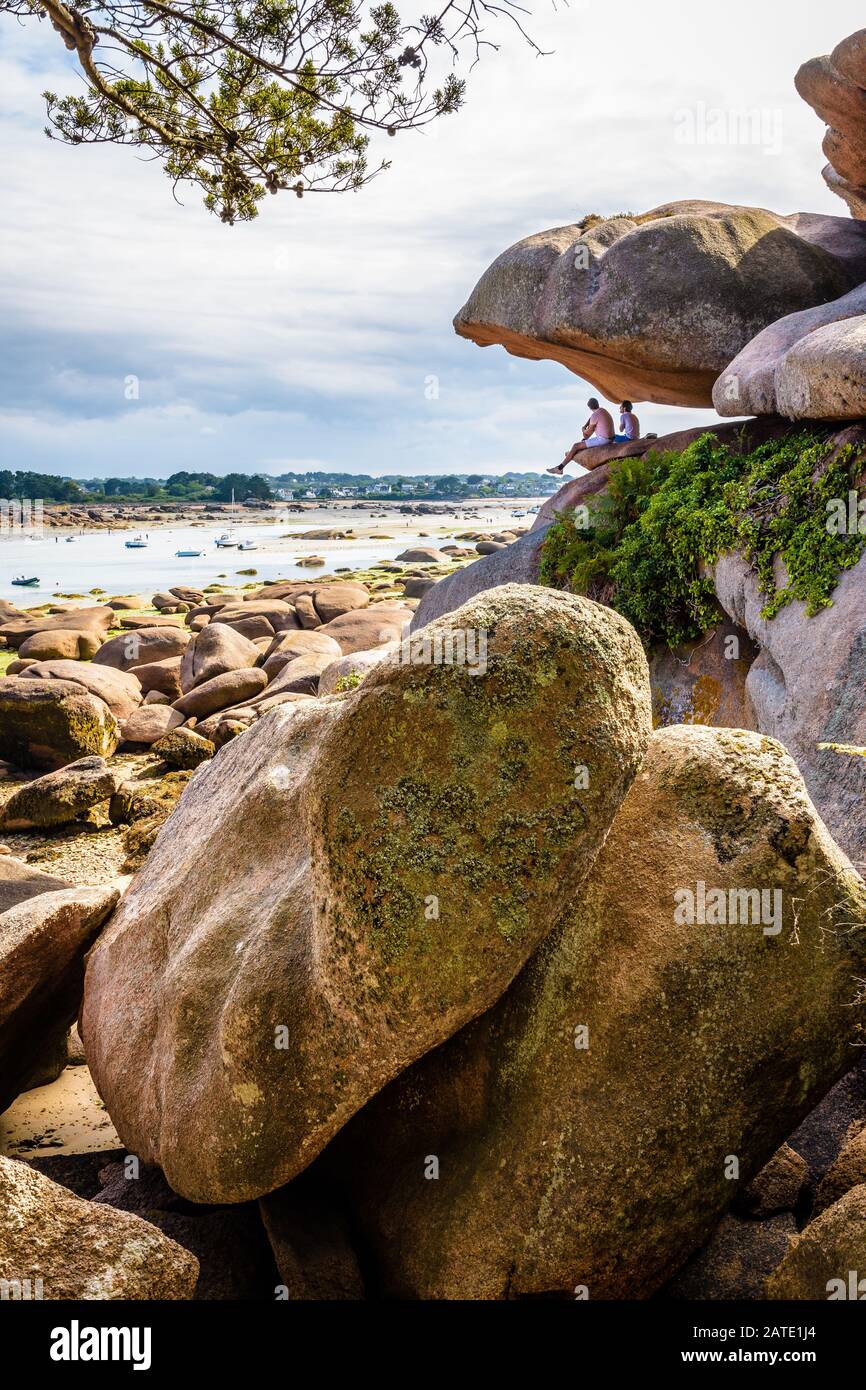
[[547, 441, 586, 475]]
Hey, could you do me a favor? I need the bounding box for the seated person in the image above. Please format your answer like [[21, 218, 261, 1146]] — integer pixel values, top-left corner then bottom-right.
[[614, 401, 640, 443], [547, 398, 615, 474]]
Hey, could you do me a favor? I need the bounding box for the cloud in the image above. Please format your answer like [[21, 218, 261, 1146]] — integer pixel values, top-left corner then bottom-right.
[[0, 1, 860, 477]]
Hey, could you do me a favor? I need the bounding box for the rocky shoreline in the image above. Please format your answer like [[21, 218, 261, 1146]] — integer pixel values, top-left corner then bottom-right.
[[2, 21, 866, 1307]]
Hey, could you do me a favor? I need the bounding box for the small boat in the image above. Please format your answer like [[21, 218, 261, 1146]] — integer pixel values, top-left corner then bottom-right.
[[176, 548, 204, 557], [11, 575, 40, 587], [125, 535, 148, 549], [215, 532, 238, 548], [237, 539, 258, 551], [65, 535, 76, 543]]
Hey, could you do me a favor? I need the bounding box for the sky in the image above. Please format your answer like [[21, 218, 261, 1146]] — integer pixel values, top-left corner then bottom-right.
[[0, 1, 863, 479]]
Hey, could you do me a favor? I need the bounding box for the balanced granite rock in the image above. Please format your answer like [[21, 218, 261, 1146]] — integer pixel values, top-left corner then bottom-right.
[[82, 585, 652, 1202], [713, 281, 866, 417], [797, 31, 866, 219], [454, 201, 866, 407], [0, 1155, 198, 1299], [325, 726, 866, 1299]]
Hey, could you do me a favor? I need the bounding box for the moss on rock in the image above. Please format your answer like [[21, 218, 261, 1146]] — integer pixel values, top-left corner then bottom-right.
[[0, 678, 119, 770], [327, 725, 866, 1300]]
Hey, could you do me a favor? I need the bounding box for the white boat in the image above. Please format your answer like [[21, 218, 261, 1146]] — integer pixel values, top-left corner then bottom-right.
[[125, 534, 148, 549], [215, 532, 238, 548], [176, 548, 204, 557], [237, 539, 258, 551]]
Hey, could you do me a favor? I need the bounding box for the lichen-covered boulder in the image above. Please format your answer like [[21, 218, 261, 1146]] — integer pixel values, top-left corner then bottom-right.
[[317, 642, 399, 696], [455, 201, 866, 407], [0, 1155, 198, 1299], [82, 585, 652, 1202], [151, 728, 215, 769], [326, 726, 866, 1299], [0, 678, 119, 769], [0, 756, 117, 831], [767, 1184, 866, 1299], [813, 1128, 866, 1216]]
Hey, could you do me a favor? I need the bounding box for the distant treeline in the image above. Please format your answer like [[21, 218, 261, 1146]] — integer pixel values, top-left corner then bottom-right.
[[1, 468, 556, 504], [0, 470, 85, 502]]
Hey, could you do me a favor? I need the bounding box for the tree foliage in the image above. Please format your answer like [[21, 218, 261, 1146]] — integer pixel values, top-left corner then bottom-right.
[[0, 469, 84, 500], [4, 0, 539, 220]]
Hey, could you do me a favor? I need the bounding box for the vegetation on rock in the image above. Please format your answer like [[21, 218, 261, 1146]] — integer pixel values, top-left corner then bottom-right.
[[540, 430, 866, 648]]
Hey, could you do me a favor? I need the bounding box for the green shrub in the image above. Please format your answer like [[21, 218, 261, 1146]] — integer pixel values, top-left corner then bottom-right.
[[540, 430, 865, 648]]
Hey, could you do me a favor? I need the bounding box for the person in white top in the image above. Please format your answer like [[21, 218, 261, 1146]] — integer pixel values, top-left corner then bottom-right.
[[615, 401, 640, 442], [547, 398, 615, 474]]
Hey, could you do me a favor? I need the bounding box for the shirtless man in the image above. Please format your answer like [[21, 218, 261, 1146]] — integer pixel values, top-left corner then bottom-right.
[[547, 397, 615, 474]]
